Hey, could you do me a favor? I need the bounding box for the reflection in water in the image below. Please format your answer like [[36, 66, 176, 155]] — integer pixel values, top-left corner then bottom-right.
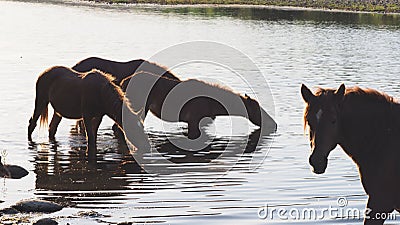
[[157, 7, 400, 27], [31, 126, 275, 208], [9, 0, 400, 27]]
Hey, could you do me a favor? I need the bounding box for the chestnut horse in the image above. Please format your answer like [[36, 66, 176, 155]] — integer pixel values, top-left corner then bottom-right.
[[301, 84, 399, 225], [48, 57, 180, 138], [121, 71, 277, 139], [28, 66, 150, 158]]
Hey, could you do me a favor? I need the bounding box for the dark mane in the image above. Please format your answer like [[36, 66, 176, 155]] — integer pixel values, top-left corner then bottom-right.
[[122, 71, 241, 97], [186, 78, 238, 95], [138, 60, 179, 81], [81, 69, 116, 83], [343, 86, 397, 104], [304, 86, 398, 131]]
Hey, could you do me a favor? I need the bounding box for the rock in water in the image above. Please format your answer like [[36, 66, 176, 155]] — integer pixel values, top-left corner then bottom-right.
[[0, 156, 28, 179], [33, 218, 58, 225], [0, 207, 20, 214], [12, 199, 63, 213], [0, 165, 29, 179]]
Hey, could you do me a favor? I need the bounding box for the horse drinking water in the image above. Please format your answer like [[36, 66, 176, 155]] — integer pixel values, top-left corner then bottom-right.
[[301, 84, 399, 225], [121, 71, 277, 139], [28, 66, 149, 158]]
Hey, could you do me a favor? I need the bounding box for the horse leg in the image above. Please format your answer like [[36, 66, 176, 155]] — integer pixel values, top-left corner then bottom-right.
[[364, 195, 394, 225], [28, 99, 48, 142], [92, 116, 103, 139], [49, 113, 62, 141], [188, 119, 201, 140], [75, 120, 85, 134], [112, 123, 125, 139], [83, 117, 97, 160]]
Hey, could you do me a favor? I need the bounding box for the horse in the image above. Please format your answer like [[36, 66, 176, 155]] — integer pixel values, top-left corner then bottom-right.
[[301, 84, 400, 225], [28, 66, 150, 159], [48, 57, 180, 137], [121, 71, 277, 139], [72, 57, 180, 84]]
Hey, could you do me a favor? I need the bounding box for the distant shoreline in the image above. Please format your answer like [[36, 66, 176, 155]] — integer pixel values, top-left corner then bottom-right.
[[86, 0, 400, 13]]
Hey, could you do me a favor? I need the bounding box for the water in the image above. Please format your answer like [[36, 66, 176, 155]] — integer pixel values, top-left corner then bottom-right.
[[0, 1, 400, 224]]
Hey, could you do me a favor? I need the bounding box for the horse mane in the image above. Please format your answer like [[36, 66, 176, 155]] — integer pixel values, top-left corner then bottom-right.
[[343, 86, 397, 104], [81, 69, 116, 83], [195, 79, 235, 92], [135, 60, 180, 81], [304, 86, 398, 131], [86, 69, 136, 117]]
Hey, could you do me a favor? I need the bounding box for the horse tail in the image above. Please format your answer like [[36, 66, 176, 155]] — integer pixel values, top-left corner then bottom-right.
[[39, 104, 48, 128]]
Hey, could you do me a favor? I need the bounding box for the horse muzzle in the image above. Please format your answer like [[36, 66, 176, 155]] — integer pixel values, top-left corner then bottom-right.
[[309, 155, 328, 174], [259, 109, 277, 131]]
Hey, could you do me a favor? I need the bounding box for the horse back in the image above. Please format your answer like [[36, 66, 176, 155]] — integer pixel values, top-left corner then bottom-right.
[[37, 66, 80, 90], [72, 57, 180, 85], [72, 57, 144, 84]]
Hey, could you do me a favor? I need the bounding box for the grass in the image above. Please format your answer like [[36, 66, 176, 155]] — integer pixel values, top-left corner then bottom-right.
[[90, 0, 400, 13]]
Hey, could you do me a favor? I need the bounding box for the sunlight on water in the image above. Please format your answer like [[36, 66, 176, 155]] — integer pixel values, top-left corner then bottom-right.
[[0, 0, 399, 224]]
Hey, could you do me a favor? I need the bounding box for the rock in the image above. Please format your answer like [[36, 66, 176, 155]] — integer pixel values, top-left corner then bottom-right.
[[11, 199, 63, 213], [117, 222, 133, 225], [0, 156, 28, 179], [33, 218, 58, 225], [0, 207, 19, 214], [0, 165, 29, 179]]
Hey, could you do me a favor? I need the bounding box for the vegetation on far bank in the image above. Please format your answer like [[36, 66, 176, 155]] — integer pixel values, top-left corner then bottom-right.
[[90, 0, 400, 13]]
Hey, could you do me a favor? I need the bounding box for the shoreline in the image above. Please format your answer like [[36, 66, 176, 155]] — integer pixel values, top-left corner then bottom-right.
[[86, 0, 400, 14]]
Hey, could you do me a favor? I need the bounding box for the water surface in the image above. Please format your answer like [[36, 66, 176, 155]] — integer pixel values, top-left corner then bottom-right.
[[0, 1, 399, 224]]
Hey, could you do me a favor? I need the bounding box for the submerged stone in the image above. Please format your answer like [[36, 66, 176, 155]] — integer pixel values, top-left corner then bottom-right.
[[11, 199, 63, 213], [33, 218, 58, 225], [0, 207, 20, 214], [0, 164, 29, 179]]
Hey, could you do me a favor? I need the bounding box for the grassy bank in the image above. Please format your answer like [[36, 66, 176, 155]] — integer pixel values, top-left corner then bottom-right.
[[90, 0, 400, 13]]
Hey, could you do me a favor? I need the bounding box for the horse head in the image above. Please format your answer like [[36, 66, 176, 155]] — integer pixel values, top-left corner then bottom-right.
[[301, 84, 345, 174], [243, 94, 277, 131]]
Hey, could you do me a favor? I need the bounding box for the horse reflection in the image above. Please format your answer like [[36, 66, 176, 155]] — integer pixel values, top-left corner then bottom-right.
[[135, 128, 273, 175], [33, 132, 143, 193]]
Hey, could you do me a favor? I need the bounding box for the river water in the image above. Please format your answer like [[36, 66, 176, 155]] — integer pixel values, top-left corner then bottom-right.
[[0, 1, 399, 224]]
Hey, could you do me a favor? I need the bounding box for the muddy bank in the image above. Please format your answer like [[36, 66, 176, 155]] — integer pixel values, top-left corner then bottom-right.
[[88, 0, 400, 13]]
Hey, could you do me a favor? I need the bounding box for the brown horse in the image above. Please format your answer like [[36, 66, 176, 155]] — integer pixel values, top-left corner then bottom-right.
[[72, 57, 180, 84], [28, 66, 150, 158], [48, 57, 180, 138], [301, 84, 400, 225], [121, 71, 277, 139]]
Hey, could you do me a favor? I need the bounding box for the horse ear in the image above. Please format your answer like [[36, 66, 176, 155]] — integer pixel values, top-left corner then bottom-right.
[[301, 84, 315, 103], [245, 94, 249, 98], [335, 83, 345, 98]]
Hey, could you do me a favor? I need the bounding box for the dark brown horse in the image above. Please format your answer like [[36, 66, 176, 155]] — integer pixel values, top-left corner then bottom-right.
[[72, 57, 180, 84], [48, 57, 180, 138], [301, 84, 399, 225], [121, 71, 277, 139], [28, 66, 150, 158]]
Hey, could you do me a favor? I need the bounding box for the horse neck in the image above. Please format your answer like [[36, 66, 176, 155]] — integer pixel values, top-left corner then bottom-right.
[[209, 90, 247, 117], [102, 85, 124, 127], [338, 99, 397, 164]]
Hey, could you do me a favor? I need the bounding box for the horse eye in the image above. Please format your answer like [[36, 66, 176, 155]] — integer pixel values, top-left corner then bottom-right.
[[331, 119, 336, 124]]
